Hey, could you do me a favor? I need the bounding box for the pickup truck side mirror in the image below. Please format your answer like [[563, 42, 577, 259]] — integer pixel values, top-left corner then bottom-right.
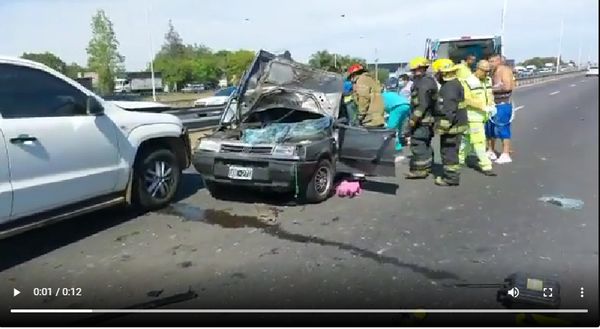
[[86, 96, 104, 116]]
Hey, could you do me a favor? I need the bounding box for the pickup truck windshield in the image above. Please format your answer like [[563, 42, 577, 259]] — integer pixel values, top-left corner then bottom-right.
[[435, 39, 498, 63]]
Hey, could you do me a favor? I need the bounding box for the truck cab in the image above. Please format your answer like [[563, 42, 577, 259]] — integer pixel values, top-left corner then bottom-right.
[[114, 78, 131, 93]]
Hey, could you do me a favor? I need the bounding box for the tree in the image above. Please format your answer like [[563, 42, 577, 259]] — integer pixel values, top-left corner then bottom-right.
[[519, 56, 565, 68], [21, 52, 67, 73], [86, 9, 124, 95], [376, 68, 389, 85], [65, 63, 86, 79], [153, 21, 216, 90], [224, 50, 255, 84], [308, 50, 366, 72], [161, 20, 186, 58]]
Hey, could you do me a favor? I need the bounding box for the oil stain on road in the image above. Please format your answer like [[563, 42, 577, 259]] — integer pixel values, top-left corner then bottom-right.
[[158, 203, 462, 281]]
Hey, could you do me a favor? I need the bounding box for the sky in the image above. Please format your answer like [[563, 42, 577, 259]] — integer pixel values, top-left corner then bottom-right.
[[1, 0, 598, 71]]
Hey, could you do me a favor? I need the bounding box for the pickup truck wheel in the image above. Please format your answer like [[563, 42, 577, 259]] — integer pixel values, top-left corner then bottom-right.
[[302, 159, 334, 203], [133, 148, 181, 210]]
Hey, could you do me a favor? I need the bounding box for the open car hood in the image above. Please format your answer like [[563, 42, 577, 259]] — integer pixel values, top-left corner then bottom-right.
[[230, 50, 344, 121]]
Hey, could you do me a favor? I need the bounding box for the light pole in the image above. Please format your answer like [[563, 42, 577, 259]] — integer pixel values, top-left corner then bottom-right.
[[145, 3, 157, 100], [556, 18, 564, 74], [577, 36, 583, 69], [374, 48, 379, 82], [500, 0, 508, 56]]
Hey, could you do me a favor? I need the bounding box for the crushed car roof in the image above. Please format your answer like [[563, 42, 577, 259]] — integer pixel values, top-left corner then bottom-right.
[[233, 50, 344, 119]]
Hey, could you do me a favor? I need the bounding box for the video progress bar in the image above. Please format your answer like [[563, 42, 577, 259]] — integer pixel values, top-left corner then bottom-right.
[[11, 309, 589, 314]]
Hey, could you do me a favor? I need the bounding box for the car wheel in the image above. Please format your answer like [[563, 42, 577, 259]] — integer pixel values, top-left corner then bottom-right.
[[133, 148, 181, 210], [302, 159, 334, 203], [204, 181, 227, 199]]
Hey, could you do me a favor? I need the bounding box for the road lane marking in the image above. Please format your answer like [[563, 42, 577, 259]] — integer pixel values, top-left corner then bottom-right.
[[514, 105, 525, 112], [570, 84, 577, 87], [549, 91, 560, 95]]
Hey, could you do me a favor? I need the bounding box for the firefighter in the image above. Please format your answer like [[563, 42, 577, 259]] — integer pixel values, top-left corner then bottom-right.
[[431, 58, 468, 186], [347, 64, 386, 127], [405, 56, 438, 179], [458, 60, 498, 176]]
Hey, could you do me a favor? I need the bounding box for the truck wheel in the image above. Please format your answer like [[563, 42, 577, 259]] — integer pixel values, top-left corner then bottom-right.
[[133, 148, 181, 210], [302, 159, 334, 203], [204, 181, 226, 199]]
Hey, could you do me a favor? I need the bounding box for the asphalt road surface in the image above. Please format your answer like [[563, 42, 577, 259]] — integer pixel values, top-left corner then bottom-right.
[[1, 74, 597, 326]]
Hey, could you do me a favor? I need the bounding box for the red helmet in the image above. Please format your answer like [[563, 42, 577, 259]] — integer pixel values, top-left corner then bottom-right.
[[347, 63, 364, 76]]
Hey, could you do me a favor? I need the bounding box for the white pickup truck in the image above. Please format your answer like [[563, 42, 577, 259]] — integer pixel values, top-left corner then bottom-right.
[[0, 57, 191, 238]]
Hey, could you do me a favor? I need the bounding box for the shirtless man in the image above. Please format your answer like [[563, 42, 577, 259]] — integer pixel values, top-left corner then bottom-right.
[[486, 54, 516, 164]]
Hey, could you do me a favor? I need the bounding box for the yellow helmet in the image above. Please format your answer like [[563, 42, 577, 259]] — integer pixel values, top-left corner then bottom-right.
[[409, 56, 429, 70], [432, 58, 456, 73]]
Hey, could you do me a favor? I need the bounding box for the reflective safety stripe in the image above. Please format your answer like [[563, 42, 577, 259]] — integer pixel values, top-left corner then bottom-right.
[[414, 158, 433, 166], [448, 125, 468, 134], [444, 164, 461, 171]]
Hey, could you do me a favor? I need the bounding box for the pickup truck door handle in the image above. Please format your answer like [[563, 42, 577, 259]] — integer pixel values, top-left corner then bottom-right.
[[10, 134, 38, 144]]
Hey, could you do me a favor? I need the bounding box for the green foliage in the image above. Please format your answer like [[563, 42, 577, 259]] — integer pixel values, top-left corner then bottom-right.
[[518, 56, 565, 68], [20, 52, 85, 79], [224, 50, 255, 85], [152, 20, 256, 90], [308, 50, 366, 73], [86, 9, 124, 95], [21, 52, 67, 73], [376, 68, 389, 85]]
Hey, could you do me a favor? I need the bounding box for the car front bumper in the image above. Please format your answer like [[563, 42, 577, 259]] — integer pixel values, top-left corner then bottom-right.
[[193, 151, 318, 191]]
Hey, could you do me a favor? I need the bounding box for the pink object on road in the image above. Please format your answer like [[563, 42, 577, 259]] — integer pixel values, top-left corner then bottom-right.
[[336, 180, 362, 198]]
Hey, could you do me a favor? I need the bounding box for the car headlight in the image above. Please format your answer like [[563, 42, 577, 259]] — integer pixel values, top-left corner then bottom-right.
[[197, 139, 221, 152], [273, 145, 296, 156], [273, 145, 306, 158]]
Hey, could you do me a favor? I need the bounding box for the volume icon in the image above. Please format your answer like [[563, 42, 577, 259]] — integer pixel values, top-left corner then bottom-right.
[[508, 287, 520, 298]]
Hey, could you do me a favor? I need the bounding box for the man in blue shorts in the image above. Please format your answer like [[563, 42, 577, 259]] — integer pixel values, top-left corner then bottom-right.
[[486, 54, 515, 164]]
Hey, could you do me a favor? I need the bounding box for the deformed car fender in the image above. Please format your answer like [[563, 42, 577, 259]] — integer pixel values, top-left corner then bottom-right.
[[123, 123, 186, 164]]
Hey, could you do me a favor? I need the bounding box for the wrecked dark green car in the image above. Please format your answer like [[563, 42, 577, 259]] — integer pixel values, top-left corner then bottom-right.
[[192, 50, 397, 203]]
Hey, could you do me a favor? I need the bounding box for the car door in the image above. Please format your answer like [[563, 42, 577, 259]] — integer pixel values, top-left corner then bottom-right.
[[336, 123, 397, 176], [0, 127, 12, 224], [0, 63, 121, 219]]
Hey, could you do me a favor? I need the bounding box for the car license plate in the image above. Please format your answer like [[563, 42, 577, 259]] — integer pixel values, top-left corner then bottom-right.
[[228, 166, 253, 180]]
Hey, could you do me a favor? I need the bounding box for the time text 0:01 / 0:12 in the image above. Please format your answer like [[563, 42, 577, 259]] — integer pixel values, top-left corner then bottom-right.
[[32, 287, 83, 297]]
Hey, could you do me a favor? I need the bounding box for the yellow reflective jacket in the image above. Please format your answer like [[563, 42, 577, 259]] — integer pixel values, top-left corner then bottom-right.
[[460, 74, 494, 123], [456, 63, 473, 81]]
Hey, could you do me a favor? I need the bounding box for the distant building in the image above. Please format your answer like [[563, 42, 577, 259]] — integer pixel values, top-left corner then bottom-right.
[[78, 71, 99, 88]]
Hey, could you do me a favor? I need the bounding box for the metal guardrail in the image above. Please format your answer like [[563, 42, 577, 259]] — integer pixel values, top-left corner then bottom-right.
[[515, 70, 585, 87], [168, 106, 225, 132]]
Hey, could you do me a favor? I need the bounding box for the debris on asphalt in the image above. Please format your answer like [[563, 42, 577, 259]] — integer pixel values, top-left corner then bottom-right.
[[539, 256, 552, 261], [146, 289, 163, 298], [538, 195, 584, 210], [114, 231, 140, 242], [178, 261, 193, 268]]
